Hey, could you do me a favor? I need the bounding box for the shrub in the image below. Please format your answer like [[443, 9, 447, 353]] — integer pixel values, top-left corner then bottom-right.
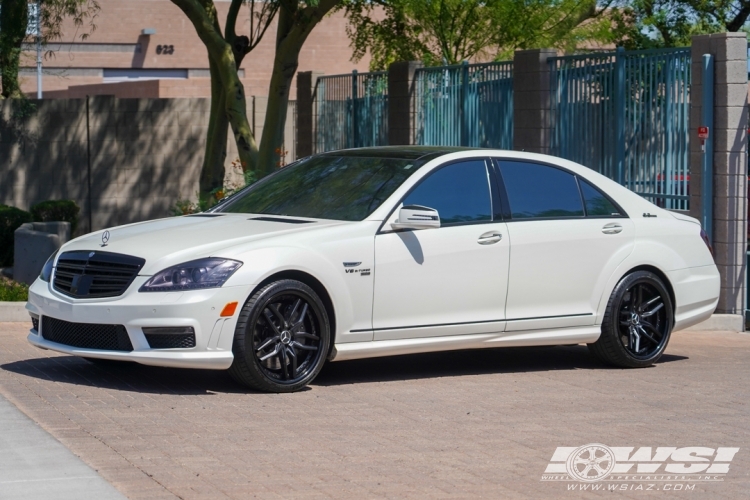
[[30, 200, 80, 233], [171, 198, 200, 216], [171, 159, 259, 216], [0, 206, 33, 267], [0, 277, 29, 301]]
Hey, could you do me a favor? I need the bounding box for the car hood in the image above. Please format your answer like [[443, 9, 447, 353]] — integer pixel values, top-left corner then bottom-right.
[[60, 214, 346, 274]]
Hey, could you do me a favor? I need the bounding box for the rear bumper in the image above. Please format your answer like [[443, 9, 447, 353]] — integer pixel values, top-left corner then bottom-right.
[[669, 264, 720, 332]]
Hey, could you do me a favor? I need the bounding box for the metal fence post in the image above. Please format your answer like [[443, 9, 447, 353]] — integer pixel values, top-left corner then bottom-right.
[[296, 71, 322, 158], [461, 61, 469, 147], [701, 54, 714, 242], [664, 56, 674, 209], [614, 46, 626, 185], [351, 70, 359, 148]]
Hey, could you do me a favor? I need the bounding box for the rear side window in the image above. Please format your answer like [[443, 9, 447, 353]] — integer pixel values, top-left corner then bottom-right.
[[579, 179, 622, 217], [403, 160, 492, 225], [498, 161, 584, 219]]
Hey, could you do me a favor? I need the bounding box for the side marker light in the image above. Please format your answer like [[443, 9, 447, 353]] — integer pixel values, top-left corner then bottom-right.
[[220, 302, 238, 317]]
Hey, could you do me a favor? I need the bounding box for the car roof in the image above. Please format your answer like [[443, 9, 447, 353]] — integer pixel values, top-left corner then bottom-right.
[[318, 146, 474, 161]]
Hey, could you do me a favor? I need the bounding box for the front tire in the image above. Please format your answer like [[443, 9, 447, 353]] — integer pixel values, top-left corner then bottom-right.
[[588, 271, 674, 368], [228, 279, 330, 392]]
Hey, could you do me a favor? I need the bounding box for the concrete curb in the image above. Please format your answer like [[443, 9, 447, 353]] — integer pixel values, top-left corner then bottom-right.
[[0, 302, 29, 323], [682, 313, 745, 332]]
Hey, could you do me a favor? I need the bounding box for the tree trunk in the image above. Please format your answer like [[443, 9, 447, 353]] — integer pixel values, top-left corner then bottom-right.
[[256, 0, 340, 176], [201, 56, 229, 198], [0, 0, 29, 98], [170, 0, 258, 183], [256, 6, 305, 177], [256, 49, 299, 176], [216, 44, 258, 174]]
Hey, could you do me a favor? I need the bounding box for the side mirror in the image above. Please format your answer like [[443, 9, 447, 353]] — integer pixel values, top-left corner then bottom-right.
[[390, 205, 441, 230]]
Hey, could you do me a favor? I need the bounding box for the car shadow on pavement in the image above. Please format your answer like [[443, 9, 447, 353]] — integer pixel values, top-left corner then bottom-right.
[[313, 345, 688, 387], [1, 356, 246, 395], [1, 346, 687, 394]]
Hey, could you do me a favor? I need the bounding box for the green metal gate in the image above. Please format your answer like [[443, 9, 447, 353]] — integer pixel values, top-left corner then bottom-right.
[[313, 71, 389, 153], [549, 47, 691, 211], [413, 61, 514, 149]]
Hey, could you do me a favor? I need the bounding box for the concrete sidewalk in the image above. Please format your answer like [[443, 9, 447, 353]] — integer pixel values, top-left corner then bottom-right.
[[0, 392, 125, 500]]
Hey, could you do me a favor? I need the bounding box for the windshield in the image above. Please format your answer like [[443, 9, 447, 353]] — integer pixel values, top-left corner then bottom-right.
[[216, 155, 422, 220]]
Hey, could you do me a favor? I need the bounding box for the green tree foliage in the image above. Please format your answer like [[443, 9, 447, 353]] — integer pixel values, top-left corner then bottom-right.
[[713, 0, 750, 31], [342, 0, 614, 69], [610, 0, 750, 49], [0, 0, 28, 98], [0, 0, 100, 98]]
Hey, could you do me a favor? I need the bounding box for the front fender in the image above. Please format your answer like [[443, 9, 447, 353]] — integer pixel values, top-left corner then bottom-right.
[[224, 245, 373, 344]]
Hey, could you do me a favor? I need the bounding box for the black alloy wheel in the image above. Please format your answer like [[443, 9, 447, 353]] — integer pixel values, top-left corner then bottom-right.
[[588, 270, 674, 368], [229, 279, 330, 392]]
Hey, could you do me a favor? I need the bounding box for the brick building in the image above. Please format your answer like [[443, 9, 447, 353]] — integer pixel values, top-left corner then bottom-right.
[[19, 0, 370, 99]]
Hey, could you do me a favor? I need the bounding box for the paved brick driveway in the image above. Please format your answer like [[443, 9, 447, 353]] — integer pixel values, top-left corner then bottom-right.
[[0, 322, 748, 499]]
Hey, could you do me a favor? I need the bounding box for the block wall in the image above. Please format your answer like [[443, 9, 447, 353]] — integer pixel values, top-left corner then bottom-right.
[[689, 33, 748, 315]]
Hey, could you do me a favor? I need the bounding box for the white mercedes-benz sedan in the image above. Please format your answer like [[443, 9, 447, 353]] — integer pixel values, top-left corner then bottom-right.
[[26, 147, 719, 392]]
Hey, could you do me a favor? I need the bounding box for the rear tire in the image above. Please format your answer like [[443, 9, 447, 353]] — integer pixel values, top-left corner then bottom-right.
[[588, 271, 673, 368], [228, 279, 330, 392]]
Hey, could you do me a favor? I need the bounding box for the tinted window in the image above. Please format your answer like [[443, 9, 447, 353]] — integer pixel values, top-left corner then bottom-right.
[[217, 155, 422, 221], [579, 179, 622, 217], [499, 161, 584, 219], [403, 160, 492, 225]]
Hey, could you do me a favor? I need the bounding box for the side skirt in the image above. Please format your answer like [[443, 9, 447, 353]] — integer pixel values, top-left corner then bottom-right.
[[330, 326, 601, 362]]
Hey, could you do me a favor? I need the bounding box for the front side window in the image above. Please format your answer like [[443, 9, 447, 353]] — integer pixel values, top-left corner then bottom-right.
[[217, 155, 422, 221], [402, 160, 492, 225], [498, 161, 584, 219]]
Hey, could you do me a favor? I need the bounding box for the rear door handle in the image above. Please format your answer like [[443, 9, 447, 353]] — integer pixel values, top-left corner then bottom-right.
[[478, 231, 502, 245], [602, 223, 623, 234]]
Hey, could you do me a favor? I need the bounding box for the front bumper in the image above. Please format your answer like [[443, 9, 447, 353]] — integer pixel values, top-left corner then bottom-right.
[[26, 276, 255, 370]]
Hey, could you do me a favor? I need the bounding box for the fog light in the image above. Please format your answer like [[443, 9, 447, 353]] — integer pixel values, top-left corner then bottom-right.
[[142, 327, 194, 335], [142, 327, 196, 349]]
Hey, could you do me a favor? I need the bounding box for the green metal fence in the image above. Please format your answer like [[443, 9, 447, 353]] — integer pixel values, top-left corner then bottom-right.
[[413, 61, 514, 148], [550, 47, 691, 211], [313, 71, 389, 153]]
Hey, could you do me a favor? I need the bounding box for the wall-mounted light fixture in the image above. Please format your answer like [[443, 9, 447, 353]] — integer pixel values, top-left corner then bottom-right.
[[141, 28, 157, 35]]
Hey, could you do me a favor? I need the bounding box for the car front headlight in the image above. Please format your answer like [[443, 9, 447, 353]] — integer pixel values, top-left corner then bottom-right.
[[39, 249, 59, 282], [139, 258, 242, 292]]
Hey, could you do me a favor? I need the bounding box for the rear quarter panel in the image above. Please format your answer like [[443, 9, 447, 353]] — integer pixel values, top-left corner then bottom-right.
[[595, 215, 719, 329]]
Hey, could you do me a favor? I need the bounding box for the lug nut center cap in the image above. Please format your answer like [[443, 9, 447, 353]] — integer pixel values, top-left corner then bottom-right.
[[280, 331, 292, 344], [630, 313, 640, 326]]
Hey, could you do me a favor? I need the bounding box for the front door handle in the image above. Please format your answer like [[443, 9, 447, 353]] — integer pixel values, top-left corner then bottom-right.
[[602, 223, 623, 234], [478, 231, 502, 245]]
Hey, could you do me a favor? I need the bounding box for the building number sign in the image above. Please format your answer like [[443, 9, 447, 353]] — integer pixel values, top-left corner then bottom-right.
[[156, 45, 175, 55]]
